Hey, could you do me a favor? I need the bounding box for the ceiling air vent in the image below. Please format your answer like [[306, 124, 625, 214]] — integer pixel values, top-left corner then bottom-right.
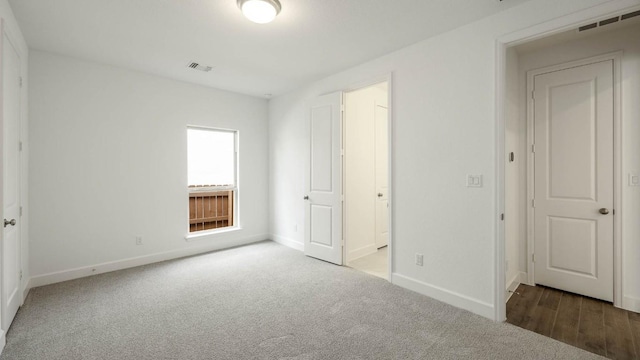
[[579, 9, 640, 32], [187, 62, 213, 72], [578, 23, 598, 32], [599, 16, 620, 26], [621, 10, 640, 21]]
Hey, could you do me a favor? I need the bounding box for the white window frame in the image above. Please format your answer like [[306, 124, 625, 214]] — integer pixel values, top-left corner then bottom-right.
[[185, 126, 240, 239]]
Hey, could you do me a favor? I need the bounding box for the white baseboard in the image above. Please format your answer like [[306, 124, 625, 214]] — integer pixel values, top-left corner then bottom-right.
[[347, 244, 377, 263], [271, 234, 304, 252], [21, 278, 31, 304], [30, 234, 269, 288], [622, 295, 640, 313], [392, 273, 494, 320], [506, 271, 526, 302]]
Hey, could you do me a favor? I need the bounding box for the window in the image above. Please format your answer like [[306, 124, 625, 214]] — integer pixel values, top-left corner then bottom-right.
[[187, 127, 238, 233]]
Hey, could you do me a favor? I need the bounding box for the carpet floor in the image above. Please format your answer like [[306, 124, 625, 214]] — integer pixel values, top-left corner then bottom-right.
[[1, 241, 604, 359]]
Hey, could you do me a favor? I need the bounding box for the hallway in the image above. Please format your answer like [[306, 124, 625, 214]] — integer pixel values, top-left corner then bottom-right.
[[507, 284, 640, 359]]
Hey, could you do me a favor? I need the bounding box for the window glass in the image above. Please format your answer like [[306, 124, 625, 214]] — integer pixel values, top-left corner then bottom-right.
[[187, 128, 235, 187]]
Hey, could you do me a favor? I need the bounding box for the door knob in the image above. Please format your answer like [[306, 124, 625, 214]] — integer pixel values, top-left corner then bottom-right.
[[377, 193, 383, 197], [304, 196, 309, 200], [3, 219, 16, 228], [599, 208, 610, 215]]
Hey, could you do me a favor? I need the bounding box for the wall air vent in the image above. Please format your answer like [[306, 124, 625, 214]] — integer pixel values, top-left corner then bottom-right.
[[579, 9, 640, 32], [187, 62, 213, 72]]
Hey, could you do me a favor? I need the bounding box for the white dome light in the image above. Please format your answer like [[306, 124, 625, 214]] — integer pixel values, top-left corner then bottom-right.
[[237, 0, 282, 24]]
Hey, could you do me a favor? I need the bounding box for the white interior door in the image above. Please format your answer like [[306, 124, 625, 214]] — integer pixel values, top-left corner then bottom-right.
[[304, 92, 343, 265], [2, 31, 22, 329], [375, 104, 388, 249], [533, 60, 614, 302]]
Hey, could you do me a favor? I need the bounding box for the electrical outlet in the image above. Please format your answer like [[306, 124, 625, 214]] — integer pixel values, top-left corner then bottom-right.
[[135, 236, 143, 245], [415, 253, 424, 266]]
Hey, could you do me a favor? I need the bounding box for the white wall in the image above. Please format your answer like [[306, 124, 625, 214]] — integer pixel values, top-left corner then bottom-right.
[[0, 0, 29, 301], [28, 51, 269, 284], [269, 0, 640, 319], [515, 22, 640, 312], [344, 85, 387, 262], [504, 47, 525, 296]]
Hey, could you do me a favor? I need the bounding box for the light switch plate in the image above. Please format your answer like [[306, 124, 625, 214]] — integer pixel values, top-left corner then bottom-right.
[[630, 173, 640, 186], [467, 174, 483, 188]]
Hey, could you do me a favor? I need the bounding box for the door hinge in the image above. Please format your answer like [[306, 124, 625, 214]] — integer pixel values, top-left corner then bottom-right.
[[19, 271, 22, 280], [531, 90, 536, 100], [613, 209, 615, 215], [532, 254, 535, 263], [532, 199, 535, 208], [19, 77, 23, 87], [19, 141, 23, 151], [500, 213, 505, 221], [19, 206, 23, 217], [531, 144, 535, 153]]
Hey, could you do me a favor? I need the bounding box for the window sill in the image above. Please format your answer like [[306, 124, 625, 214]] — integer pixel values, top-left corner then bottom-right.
[[185, 226, 242, 242]]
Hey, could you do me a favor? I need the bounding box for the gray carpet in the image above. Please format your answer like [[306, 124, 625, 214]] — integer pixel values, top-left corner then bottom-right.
[[1, 241, 603, 360]]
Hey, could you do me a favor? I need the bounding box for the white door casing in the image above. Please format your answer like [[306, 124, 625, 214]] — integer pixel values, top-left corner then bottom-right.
[[533, 59, 614, 302], [375, 104, 389, 249], [2, 29, 22, 330], [304, 92, 343, 265]]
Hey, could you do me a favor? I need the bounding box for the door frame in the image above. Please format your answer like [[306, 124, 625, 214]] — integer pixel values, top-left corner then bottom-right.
[[341, 74, 394, 281], [525, 52, 622, 301], [494, 1, 639, 322]]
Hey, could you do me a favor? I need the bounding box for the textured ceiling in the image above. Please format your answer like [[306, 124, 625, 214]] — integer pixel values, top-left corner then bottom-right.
[[10, 0, 529, 97]]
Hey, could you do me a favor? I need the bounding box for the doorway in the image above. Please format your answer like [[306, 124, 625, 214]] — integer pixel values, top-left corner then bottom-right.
[[500, 10, 640, 357], [503, 14, 640, 304], [303, 79, 392, 280], [343, 81, 389, 280]]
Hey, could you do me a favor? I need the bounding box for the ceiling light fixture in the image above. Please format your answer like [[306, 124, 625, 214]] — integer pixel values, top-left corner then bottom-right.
[[237, 0, 281, 24]]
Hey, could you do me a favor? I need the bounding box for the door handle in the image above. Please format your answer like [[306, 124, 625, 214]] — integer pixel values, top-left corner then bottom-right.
[[599, 208, 610, 215], [304, 196, 309, 200], [3, 219, 16, 228], [377, 193, 383, 197]]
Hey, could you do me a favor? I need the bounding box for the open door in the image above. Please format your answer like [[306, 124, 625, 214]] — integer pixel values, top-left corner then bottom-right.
[[304, 92, 343, 265], [2, 27, 23, 330]]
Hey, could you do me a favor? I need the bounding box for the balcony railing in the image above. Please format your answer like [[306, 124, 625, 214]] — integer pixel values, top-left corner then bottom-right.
[[188, 188, 234, 232]]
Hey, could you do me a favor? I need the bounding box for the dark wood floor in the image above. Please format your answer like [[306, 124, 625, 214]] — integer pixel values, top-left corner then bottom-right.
[[507, 284, 640, 360]]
